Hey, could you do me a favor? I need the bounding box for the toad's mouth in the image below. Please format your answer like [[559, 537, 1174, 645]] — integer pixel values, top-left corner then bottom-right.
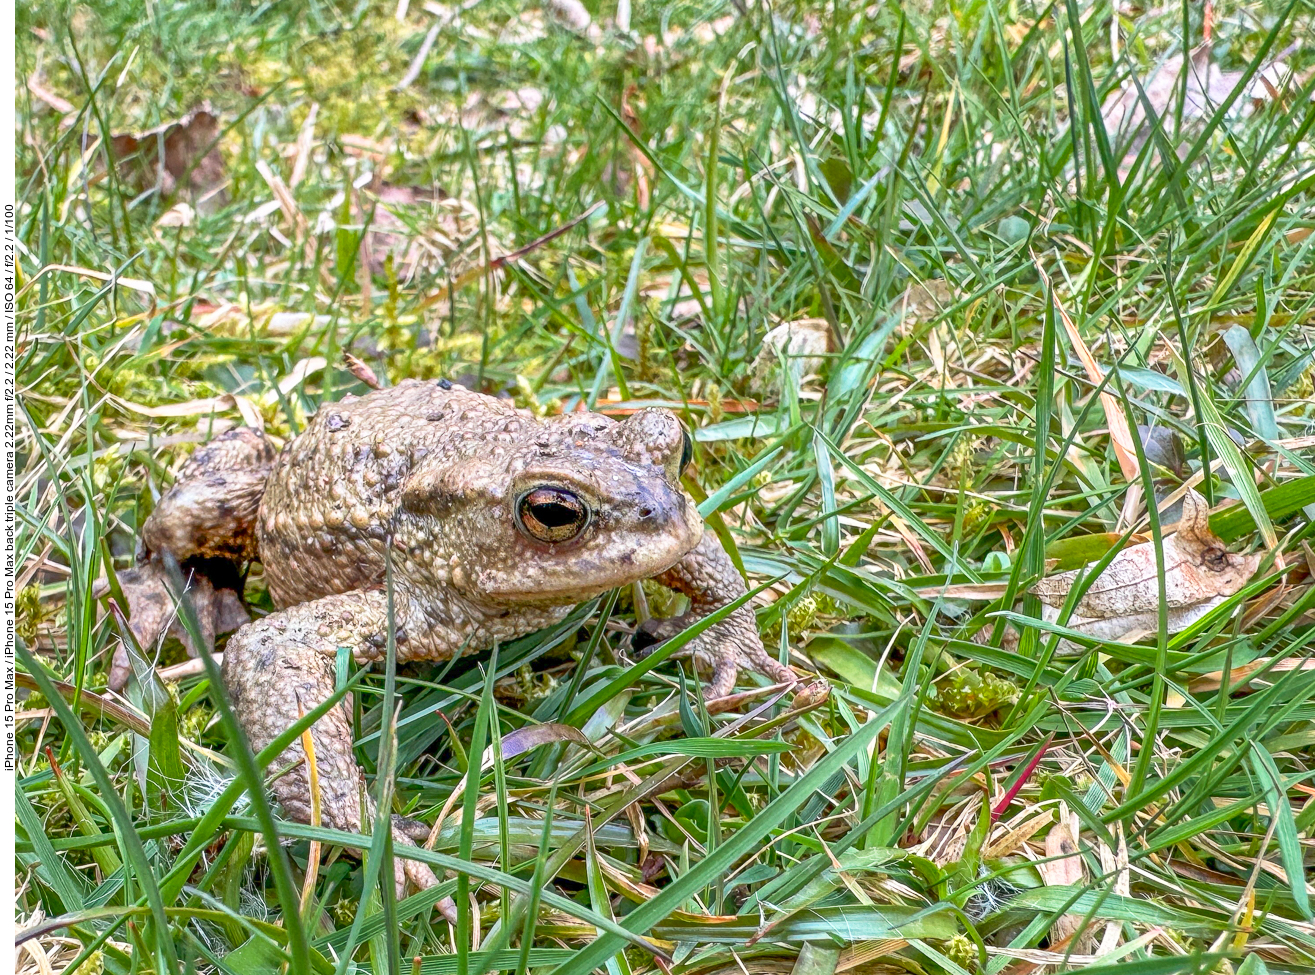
[[473, 522, 702, 604]]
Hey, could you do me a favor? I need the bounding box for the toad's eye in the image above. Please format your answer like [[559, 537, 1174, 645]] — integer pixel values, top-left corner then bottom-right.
[[517, 487, 589, 543], [679, 429, 693, 474]]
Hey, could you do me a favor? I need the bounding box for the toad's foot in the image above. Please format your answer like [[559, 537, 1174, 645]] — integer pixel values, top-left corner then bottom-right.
[[110, 559, 249, 690], [633, 533, 796, 698], [220, 590, 442, 901], [112, 428, 276, 690]]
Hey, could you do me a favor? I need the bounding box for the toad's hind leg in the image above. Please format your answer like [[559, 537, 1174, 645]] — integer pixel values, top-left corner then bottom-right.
[[139, 426, 277, 565], [112, 428, 277, 689], [221, 590, 441, 900]]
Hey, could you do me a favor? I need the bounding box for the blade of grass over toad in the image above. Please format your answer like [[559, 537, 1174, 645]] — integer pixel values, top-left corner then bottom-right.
[[459, 645, 497, 975], [377, 548, 403, 975], [160, 557, 313, 975], [159, 667, 372, 905], [562, 577, 778, 726]]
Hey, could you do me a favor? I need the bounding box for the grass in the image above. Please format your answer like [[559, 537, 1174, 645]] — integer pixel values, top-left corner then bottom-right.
[[12, 0, 1315, 971]]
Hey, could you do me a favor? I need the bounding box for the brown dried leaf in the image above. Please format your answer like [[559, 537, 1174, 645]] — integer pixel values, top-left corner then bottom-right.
[[984, 809, 1053, 859], [1101, 45, 1302, 169], [343, 352, 381, 389], [1031, 490, 1260, 641], [749, 318, 833, 396], [105, 104, 227, 211], [500, 723, 594, 759], [1037, 811, 1093, 953], [109, 561, 249, 690]]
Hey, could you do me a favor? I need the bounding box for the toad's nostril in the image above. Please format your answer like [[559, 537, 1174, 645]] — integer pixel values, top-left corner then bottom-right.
[[638, 506, 655, 519]]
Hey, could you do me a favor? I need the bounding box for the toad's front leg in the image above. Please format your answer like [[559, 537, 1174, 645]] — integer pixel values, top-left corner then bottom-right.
[[220, 589, 440, 899], [634, 532, 797, 698]]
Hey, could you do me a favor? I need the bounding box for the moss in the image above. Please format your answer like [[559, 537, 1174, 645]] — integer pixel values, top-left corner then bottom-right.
[[962, 498, 993, 537], [16, 585, 45, 644], [944, 435, 978, 484], [181, 704, 214, 741], [938, 668, 1019, 719], [941, 933, 978, 973]]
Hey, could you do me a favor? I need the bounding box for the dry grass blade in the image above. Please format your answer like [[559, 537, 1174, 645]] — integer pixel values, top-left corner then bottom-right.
[[1038, 263, 1138, 482]]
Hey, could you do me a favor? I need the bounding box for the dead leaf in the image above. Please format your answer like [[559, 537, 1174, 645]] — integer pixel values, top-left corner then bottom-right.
[[1135, 424, 1186, 476], [109, 561, 249, 690], [1188, 657, 1315, 694], [278, 356, 328, 396], [499, 723, 594, 759], [15, 671, 153, 737], [984, 809, 1054, 858], [18, 264, 156, 302], [105, 104, 227, 211], [1037, 809, 1094, 954], [1101, 44, 1301, 171], [541, 0, 599, 38], [749, 319, 833, 400], [289, 103, 319, 189], [255, 158, 313, 262], [155, 203, 196, 229], [343, 352, 381, 389], [1030, 490, 1261, 642], [107, 426, 284, 690]]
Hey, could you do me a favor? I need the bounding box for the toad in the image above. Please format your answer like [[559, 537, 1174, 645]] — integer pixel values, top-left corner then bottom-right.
[[119, 378, 795, 891]]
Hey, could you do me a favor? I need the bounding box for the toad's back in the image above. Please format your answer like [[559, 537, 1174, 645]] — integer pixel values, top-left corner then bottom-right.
[[256, 378, 537, 607]]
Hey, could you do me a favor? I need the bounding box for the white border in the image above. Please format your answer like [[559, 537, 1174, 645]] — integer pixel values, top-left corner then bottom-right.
[[3, 0, 19, 967]]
